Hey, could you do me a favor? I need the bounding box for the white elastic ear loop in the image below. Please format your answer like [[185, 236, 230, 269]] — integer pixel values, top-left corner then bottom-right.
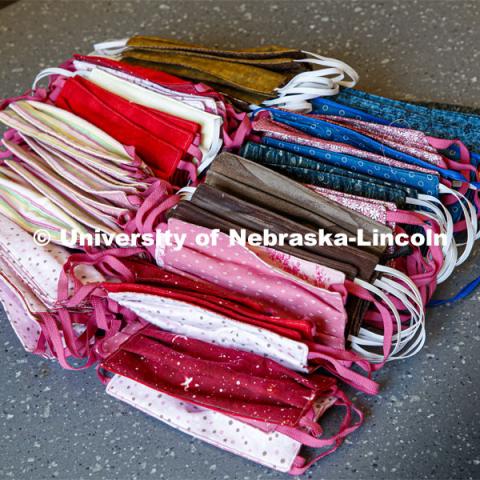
[[418, 213, 455, 282], [374, 278, 421, 331], [375, 265, 423, 307], [407, 195, 453, 255], [411, 193, 459, 279], [32, 68, 76, 91], [375, 276, 423, 323], [375, 278, 423, 336], [440, 184, 478, 237], [407, 198, 455, 253], [93, 38, 129, 56], [440, 184, 478, 240], [275, 69, 344, 94], [439, 184, 476, 264], [350, 266, 425, 361], [262, 96, 332, 112], [373, 271, 425, 340], [373, 278, 425, 359], [440, 241, 458, 282], [261, 96, 318, 113], [372, 271, 425, 359], [349, 278, 402, 362], [413, 209, 456, 282], [263, 60, 354, 111], [262, 87, 340, 112], [299, 51, 360, 87], [406, 197, 456, 282], [273, 84, 342, 97]]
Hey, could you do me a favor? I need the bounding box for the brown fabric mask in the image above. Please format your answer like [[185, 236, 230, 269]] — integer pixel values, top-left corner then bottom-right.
[[205, 152, 391, 257], [192, 183, 381, 279]]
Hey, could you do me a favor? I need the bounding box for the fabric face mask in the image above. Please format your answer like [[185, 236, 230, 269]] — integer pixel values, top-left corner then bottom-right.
[[0, 213, 103, 309], [249, 111, 477, 252], [250, 115, 463, 223], [4, 141, 129, 233], [0, 258, 46, 354], [240, 141, 419, 204], [7, 100, 150, 171], [2, 161, 119, 236], [309, 98, 480, 233], [198, 154, 410, 346], [242, 141, 466, 256], [190, 160, 424, 364], [256, 107, 467, 182], [156, 219, 349, 348], [54, 76, 201, 180], [105, 259, 381, 395], [93, 35, 359, 111], [72, 53, 200, 91], [31, 55, 251, 173], [153, 219, 413, 385], [63, 67, 223, 166], [303, 188, 448, 291], [109, 258, 316, 340], [58, 244, 376, 393], [0, 100, 182, 243], [311, 95, 480, 178], [117, 258, 301, 307], [205, 152, 391, 258], [0, 101, 152, 183], [106, 290, 310, 372], [70, 55, 220, 112], [311, 95, 480, 224], [106, 373, 361, 474], [168, 200, 358, 276], [101, 323, 341, 425], [332, 88, 480, 154], [188, 183, 376, 280], [0, 165, 90, 245], [308, 110, 476, 184], [19, 135, 144, 209], [292, 169, 452, 286], [259, 137, 439, 196], [63, 54, 251, 153], [253, 113, 439, 176], [307, 185, 397, 228]]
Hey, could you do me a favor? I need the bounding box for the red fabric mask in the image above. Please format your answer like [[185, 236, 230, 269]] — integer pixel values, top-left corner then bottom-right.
[[103, 258, 315, 341], [105, 283, 313, 341], [54, 76, 200, 179], [101, 324, 336, 426]]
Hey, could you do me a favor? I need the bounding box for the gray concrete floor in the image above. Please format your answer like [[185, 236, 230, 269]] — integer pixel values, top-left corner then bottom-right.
[[0, 1, 479, 479]]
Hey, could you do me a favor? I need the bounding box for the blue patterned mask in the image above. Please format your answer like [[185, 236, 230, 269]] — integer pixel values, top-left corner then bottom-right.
[[254, 107, 466, 183]]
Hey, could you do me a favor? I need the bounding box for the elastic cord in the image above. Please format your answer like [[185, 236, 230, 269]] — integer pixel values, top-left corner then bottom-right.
[[439, 184, 476, 264], [32, 68, 75, 91], [428, 274, 480, 307], [348, 278, 400, 363], [263, 53, 359, 112], [93, 38, 129, 56]]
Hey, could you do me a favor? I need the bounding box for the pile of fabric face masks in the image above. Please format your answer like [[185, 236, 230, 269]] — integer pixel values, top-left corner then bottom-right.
[[94, 35, 359, 111], [0, 35, 478, 474]]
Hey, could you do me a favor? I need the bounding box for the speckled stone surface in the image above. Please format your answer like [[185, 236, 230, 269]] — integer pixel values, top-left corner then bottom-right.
[[0, 1, 479, 479]]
